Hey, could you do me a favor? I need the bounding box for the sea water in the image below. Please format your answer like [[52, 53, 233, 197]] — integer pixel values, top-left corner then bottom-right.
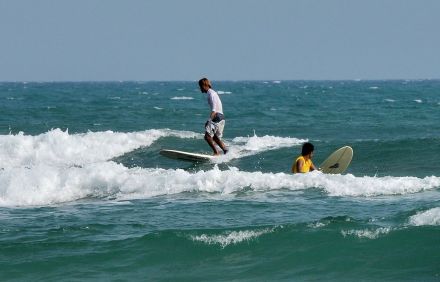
[[0, 80, 439, 281]]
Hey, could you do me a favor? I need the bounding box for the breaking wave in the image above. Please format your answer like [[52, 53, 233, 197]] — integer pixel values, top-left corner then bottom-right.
[[1, 129, 439, 207]]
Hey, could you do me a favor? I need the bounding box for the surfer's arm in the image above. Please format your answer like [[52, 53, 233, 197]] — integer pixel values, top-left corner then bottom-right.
[[205, 111, 217, 127], [295, 159, 304, 173], [208, 94, 218, 120], [209, 111, 217, 120]]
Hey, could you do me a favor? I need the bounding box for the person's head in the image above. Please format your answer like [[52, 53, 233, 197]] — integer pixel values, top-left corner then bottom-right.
[[301, 142, 314, 157], [198, 78, 212, 93]]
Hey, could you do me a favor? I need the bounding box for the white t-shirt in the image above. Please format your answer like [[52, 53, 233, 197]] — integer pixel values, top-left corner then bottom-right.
[[207, 88, 223, 114]]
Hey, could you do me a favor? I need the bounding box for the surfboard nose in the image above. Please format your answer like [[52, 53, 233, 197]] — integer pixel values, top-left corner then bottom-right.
[[319, 146, 353, 174]]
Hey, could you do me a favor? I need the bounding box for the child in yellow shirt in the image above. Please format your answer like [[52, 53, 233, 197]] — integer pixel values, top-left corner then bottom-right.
[[292, 142, 318, 173]]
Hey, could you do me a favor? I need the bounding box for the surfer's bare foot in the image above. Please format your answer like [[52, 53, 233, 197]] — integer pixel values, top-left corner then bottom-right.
[[213, 152, 221, 156]]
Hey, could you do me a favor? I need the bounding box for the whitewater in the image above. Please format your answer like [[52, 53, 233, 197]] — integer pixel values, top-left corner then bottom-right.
[[1, 128, 439, 207]]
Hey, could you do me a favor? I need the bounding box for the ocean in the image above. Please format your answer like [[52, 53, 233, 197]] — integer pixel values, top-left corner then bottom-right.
[[0, 80, 439, 281]]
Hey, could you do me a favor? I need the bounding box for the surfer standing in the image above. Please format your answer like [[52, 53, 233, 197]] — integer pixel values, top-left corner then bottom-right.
[[292, 142, 318, 173], [199, 78, 228, 155]]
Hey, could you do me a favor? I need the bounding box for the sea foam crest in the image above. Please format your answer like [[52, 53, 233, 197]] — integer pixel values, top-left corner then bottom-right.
[[191, 228, 273, 248], [1, 164, 440, 207], [322, 174, 440, 197], [0, 128, 201, 167], [0, 164, 302, 206], [408, 207, 440, 226], [341, 227, 392, 239], [232, 135, 307, 151], [170, 96, 194, 100], [212, 134, 307, 163]]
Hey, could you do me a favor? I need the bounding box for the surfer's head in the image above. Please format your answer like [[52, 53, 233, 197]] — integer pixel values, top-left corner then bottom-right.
[[198, 78, 212, 93], [301, 142, 314, 157]]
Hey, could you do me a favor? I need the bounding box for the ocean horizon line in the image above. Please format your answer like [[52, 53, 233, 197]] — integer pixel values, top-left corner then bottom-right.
[[1, 78, 439, 83]]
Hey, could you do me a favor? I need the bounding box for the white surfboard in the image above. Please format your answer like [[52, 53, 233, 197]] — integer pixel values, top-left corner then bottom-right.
[[320, 146, 353, 174], [160, 149, 214, 162]]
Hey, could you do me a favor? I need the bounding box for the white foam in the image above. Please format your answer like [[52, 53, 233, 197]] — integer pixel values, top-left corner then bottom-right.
[[1, 164, 440, 207], [408, 207, 440, 226], [414, 99, 422, 103], [1, 129, 439, 207], [384, 99, 395, 102], [369, 86, 379, 90], [322, 174, 440, 197], [217, 91, 232, 95], [0, 128, 201, 168], [341, 227, 391, 239], [232, 134, 306, 151], [171, 96, 194, 100], [191, 228, 273, 248], [307, 221, 328, 228], [211, 134, 306, 163], [0, 130, 307, 168]]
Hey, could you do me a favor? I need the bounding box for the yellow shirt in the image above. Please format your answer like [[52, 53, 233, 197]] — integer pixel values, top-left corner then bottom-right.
[[292, 156, 313, 173]]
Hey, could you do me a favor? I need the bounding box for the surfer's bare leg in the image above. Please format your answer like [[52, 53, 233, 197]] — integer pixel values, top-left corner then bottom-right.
[[213, 135, 228, 154], [205, 133, 220, 155]]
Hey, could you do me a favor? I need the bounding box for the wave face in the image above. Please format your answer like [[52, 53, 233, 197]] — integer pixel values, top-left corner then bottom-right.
[[1, 81, 440, 280], [0, 128, 199, 167]]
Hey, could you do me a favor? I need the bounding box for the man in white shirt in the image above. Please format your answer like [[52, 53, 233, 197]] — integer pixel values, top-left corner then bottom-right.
[[198, 78, 228, 155]]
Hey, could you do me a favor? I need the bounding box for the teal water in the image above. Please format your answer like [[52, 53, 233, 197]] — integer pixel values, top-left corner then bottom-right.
[[0, 81, 439, 281]]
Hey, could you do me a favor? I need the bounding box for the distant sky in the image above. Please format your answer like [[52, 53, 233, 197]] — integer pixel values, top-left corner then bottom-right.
[[1, 0, 439, 81]]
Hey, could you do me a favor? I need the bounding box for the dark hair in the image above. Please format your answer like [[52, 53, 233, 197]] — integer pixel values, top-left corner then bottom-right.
[[198, 78, 212, 89], [301, 142, 314, 156]]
